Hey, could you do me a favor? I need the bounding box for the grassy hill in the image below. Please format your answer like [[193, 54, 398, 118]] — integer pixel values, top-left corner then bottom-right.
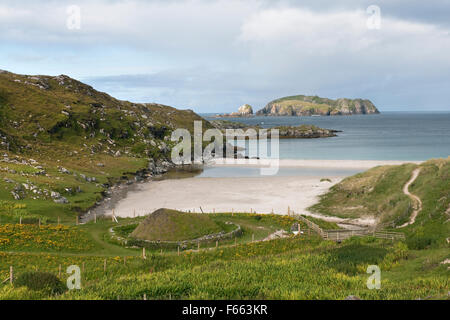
[[1, 217, 448, 300], [256, 94, 379, 116], [310, 158, 450, 249], [130, 209, 223, 241], [0, 70, 211, 223]]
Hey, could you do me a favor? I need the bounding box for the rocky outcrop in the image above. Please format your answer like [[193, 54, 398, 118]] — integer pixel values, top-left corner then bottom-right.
[[256, 95, 379, 116], [272, 125, 340, 139], [211, 121, 340, 139], [237, 104, 253, 116], [216, 104, 254, 117]]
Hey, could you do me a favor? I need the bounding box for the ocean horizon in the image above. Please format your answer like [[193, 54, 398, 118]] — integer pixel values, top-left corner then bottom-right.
[[203, 111, 450, 161]]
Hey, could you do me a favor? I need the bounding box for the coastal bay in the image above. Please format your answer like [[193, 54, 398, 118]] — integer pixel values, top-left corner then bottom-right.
[[109, 159, 420, 226]]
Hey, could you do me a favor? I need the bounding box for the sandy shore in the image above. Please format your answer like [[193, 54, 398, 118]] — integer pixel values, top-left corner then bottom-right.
[[209, 158, 422, 169], [112, 175, 343, 218], [104, 159, 421, 225]]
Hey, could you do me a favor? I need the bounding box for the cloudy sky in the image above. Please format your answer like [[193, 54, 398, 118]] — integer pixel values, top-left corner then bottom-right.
[[1, 0, 450, 113]]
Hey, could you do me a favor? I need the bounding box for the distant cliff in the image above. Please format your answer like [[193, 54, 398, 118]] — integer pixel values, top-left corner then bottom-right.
[[256, 95, 380, 116]]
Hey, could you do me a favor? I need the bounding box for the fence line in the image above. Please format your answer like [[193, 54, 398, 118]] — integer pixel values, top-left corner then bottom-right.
[[293, 214, 405, 242]]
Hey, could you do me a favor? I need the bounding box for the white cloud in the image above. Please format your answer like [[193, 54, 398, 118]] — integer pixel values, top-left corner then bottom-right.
[[1, 0, 450, 111]]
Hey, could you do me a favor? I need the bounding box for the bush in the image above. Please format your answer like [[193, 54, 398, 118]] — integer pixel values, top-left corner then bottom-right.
[[14, 271, 66, 295], [406, 236, 434, 250]]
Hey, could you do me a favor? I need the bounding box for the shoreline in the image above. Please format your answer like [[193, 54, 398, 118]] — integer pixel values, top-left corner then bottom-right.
[[84, 158, 423, 226], [208, 158, 423, 169]]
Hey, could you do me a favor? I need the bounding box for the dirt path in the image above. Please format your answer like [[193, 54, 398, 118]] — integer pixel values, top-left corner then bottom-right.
[[398, 168, 422, 228]]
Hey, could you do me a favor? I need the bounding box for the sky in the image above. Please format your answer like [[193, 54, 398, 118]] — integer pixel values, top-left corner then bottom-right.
[[1, 0, 450, 113]]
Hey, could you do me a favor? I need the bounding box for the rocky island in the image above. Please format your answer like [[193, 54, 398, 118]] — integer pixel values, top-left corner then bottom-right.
[[210, 120, 340, 139], [215, 104, 254, 117], [256, 95, 379, 116]]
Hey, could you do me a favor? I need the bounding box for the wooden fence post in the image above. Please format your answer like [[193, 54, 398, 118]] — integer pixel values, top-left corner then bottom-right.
[[143, 247, 146, 259], [57, 216, 60, 225], [94, 213, 97, 223], [9, 266, 13, 284], [143, 294, 147, 300], [216, 240, 218, 248], [19, 217, 22, 225], [76, 216, 79, 225], [124, 256, 127, 265], [178, 246, 180, 256]]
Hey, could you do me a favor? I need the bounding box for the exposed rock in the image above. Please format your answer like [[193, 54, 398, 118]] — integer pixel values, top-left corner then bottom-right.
[[238, 104, 253, 115], [51, 191, 61, 199], [54, 197, 69, 204], [58, 167, 70, 174], [256, 95, 380, 116], [11, 191, 21, 200], [217, 104, 254, 118]]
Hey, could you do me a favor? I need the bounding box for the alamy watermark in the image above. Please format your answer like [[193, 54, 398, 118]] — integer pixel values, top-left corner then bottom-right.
[[66, 5, 81, 30], [366, 265, 381, 289], [366, 5, 381, 30], [171, 121, 280, 176], [67, 265, 81, 290]]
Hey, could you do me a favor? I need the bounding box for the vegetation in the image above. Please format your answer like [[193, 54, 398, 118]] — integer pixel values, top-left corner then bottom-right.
[[14, 271, 66, 295], [130, 209, 223, 241], [0, 70, 212, 223], [1, 232, 448, 300], [256, 94, 379, 116], [0, 223, 94, 252], [0, 71, 448, 300], [310, 158, 450, 249]]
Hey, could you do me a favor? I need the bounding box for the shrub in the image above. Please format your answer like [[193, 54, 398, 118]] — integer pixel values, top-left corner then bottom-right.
[[406, 235, 434, 250], [14, 271, 66, 295]]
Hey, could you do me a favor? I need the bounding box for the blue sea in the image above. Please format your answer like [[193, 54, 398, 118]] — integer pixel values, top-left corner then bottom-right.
[[203, 112, 450, 161]]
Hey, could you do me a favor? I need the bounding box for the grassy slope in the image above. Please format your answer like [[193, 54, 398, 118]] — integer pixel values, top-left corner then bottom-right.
[[130, 209, 223, 241], [0, 71, 211, 223], [1, 234, 448, 300], [310, 158, 450, 249], [0, 211, 448, 300], [0, 71, 447, 300]]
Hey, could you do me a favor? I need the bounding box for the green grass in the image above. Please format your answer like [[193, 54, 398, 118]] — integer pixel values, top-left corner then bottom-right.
[[310, 158, 450, 249], [310, 163, 417, 222], [0, 224, 95, 252], [0, 70, 214, 225], [0, 212, 448, 300], [130, 209, 223, 241]]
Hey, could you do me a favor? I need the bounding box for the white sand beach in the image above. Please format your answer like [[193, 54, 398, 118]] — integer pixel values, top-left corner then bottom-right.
[[111, 159, 421, 225]]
